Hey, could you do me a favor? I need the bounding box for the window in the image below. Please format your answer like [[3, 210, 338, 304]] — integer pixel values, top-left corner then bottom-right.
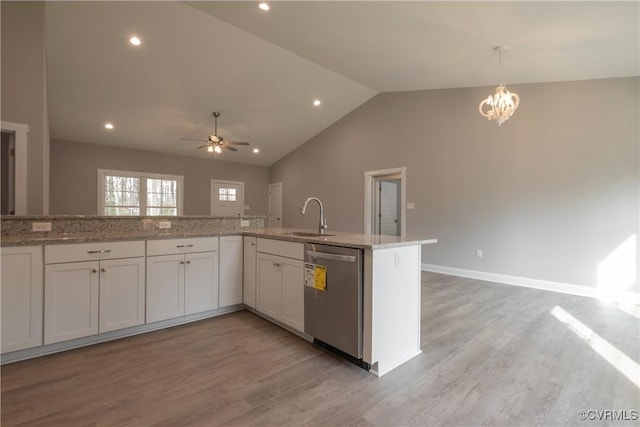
[[218, 187, 237, 202], [98, 169, 183, 216]]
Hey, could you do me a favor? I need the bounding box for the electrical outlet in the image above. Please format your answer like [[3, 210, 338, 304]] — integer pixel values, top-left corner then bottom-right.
[[32, 222, 52, 232], [394, 252, 401, 268], [407, 202, 416, 210], [159, 221, 171, 229], [476, 249, 483, 258], [241, 220, 250, 227]]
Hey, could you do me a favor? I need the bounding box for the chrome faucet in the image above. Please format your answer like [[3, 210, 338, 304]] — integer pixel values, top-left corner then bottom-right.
[[300, 197, 328, 234]]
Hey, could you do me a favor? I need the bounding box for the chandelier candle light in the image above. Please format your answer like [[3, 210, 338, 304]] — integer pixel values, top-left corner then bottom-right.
[[479, 46, 520, 126]]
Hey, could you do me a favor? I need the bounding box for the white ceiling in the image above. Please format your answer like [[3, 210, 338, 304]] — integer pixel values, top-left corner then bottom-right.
[[45, 1, 639, 167]]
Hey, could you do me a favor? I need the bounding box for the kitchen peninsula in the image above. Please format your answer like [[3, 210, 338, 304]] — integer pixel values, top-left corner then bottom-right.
[[1, 216, 436, 376]]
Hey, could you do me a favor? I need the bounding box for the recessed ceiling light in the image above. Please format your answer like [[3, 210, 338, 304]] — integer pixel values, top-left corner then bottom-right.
[[104, 123, 114, 130], [258, 2, 270, 11], [253, 148, 260, 153], [129, 36, 141, 46], [313, 99, 321, 107]]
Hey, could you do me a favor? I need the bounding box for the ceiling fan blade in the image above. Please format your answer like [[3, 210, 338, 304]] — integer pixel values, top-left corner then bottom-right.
[[196, 145, 209, 149], [224, 145, 238, 152], [226, 141, 250, 146], [180, 137, 206, 142]]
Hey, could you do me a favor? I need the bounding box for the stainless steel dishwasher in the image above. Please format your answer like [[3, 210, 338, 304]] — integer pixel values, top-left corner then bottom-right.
[[304, 243, 366, 368]]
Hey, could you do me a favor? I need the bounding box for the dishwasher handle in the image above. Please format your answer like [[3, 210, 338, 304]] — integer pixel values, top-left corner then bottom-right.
[[306, 250, 357, 263]]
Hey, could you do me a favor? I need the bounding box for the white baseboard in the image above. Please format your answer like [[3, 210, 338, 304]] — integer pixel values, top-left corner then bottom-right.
[[421, 263, 640, 304]]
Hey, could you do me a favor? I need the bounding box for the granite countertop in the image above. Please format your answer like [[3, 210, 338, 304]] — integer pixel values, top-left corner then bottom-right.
[[1, 227, 437, 250]]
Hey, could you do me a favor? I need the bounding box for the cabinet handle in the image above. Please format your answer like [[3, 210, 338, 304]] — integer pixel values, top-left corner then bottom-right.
[[87, 249, 112, 254], [180, 261, 185, 265], [101, 268, 106, 272], [186, 260, 191, 264], [250, 242, 255, 246], [92, 269, 98, 273], [176, 245, 186, 248], [273, 262, 281, 267], [186, 244, 194, 248]]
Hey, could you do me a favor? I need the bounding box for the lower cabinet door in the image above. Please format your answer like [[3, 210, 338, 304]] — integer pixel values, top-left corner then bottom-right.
[[1, 246, 43, 353], [256, 253, 280, 319], [279, 258, 304, 332], [220, 236, 243, 307], [146, 255, 185, 323], [184, 251, 219, 315], [243, 237, 257, 308], [44, 261, 100, 345], [99, 257, 146, 333]]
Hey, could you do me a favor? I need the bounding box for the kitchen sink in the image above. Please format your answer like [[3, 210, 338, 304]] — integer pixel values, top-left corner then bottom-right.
[[286, 231, 336, 237]]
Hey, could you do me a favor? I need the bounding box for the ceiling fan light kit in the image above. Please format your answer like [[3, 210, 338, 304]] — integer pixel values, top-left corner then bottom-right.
[[479, 46, 520, 126], [180, 111, 251, 154]]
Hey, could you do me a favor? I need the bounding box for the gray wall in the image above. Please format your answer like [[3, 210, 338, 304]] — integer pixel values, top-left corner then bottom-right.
[[50, 139, 269, 216], [1, 1, 48, 214], [270, 77, 639, 293]]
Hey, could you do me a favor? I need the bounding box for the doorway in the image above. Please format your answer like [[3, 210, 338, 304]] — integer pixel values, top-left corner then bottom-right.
[[210, 180, 245, 216], [1, 132, 15, 215], [0, 121, 28, 215], [364, 167, 406, 236], [268, 183, 282, 228], [374, 178, 401, 236]]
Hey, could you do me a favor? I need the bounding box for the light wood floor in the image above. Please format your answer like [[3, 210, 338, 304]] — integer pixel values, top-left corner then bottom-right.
[[2, 272, 639, 426]]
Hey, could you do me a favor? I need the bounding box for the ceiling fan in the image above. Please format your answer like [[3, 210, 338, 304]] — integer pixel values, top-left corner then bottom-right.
[[180, 112, 250, 153]]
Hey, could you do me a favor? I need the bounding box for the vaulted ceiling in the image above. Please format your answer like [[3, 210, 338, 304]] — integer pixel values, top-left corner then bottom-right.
[[45, 1, 639, 166]]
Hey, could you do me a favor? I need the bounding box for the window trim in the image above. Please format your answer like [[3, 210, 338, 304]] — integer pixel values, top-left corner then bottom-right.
[[97, 169, 184, 216]]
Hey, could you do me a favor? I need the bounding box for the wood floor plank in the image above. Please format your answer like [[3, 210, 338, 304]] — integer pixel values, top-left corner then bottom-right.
[[2, 272, 638, 426]]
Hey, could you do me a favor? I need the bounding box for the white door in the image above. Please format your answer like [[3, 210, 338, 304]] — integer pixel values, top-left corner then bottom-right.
[[219, 236, 243, 307], [377, 180, 400, 236], [44, 261, 100, 344], [99, 257, 145, 333], [279, 258, 304, 332], [243, 237, 257, 308], [211, 180, 244, 216], [256, 253, 280, 319], [268, 183, 282, 228], [184, 251, 219, 315], [146, 254, 185, 322], [1, 246, 43, 353]]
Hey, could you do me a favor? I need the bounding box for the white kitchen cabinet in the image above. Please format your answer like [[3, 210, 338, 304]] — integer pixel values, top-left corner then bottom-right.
[[279, 258, 304, 331], [146, 254, 185, 322], [99, 257, 145, 333], [1, 246, 43, 353], [256, 239, 304, 332], [146, 237, 219, 322], [256, 253, 281, 319], [44, 241, 146, 344], [243, 236, 257, 308], [45, 261, 99, 344], [219, 236, 243, 307], [185, 251, 219, 315]]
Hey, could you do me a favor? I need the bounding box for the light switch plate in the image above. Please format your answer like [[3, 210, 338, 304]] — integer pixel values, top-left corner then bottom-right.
[[159, 221, 171, 229], [241, 220, 250, 227], [32, 222, 52, 232], [407, 202, 416, 210]]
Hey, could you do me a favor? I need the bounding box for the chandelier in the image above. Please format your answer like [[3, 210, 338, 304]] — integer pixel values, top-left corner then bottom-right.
[[479, 46, 520, 126]]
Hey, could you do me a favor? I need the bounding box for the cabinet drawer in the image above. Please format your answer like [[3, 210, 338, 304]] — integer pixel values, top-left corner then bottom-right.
[[45, 241, 145, 264], [146, 237, 218, 256], [257, 238, 303, 260]]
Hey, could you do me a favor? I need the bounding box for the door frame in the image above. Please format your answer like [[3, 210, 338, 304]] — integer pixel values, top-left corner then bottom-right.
[[1, 121, 28, 215], [364, 167, 406, 236], [268, 182, 283, 228], [210, 180, 245, 216]]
